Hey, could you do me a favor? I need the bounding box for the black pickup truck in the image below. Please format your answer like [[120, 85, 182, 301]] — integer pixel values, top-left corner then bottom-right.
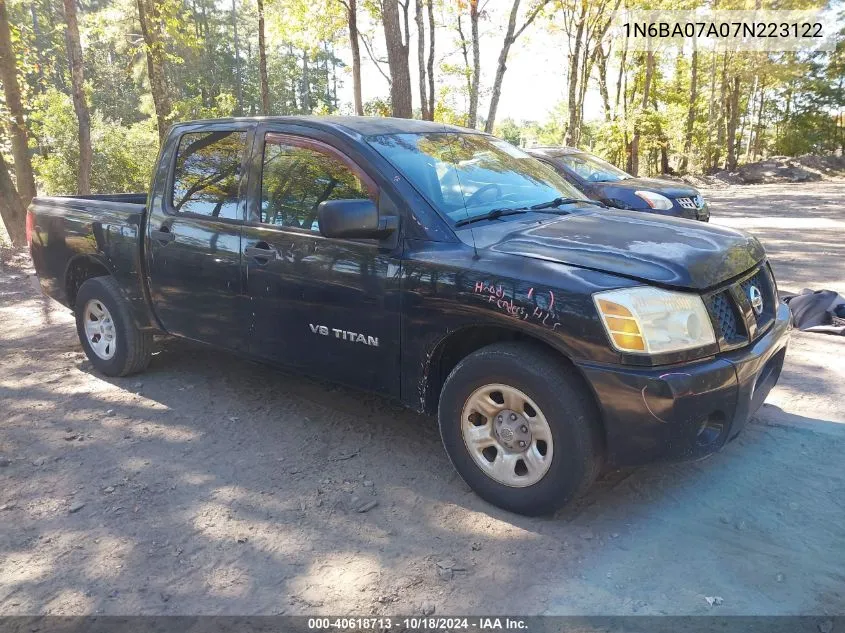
[[28, 116, 790, 515]]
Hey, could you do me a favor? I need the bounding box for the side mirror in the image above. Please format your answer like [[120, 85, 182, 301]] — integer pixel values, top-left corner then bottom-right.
[[317, 199, 397, 240]]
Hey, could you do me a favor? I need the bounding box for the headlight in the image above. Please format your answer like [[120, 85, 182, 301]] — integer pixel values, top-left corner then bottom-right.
[[593, 287, 716, 354], [634, 191, 673, 210]]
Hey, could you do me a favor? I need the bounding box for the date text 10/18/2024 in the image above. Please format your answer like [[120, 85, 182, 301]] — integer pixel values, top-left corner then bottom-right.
[[307, 617, 529, 630]]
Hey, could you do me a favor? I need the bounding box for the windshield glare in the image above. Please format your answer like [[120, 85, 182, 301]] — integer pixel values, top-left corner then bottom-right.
[[560, 153, 630, 183], [367, 132, 586, 225]]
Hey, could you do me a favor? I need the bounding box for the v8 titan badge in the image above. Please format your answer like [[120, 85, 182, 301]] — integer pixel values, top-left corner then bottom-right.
[[309, 323, 379, 347]]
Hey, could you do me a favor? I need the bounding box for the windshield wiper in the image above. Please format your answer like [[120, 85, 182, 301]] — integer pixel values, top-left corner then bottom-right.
[[530, 197, 607, 210], [454, 207, 527, 227], [454, 198, 606, 227]]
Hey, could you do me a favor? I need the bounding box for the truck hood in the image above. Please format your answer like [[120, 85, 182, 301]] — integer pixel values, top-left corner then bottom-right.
[[481, 209, 765, 290]]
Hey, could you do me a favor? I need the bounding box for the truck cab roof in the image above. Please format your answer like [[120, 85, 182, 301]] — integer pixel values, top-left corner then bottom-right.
[[171, 116, 477, 138], [527, 146, 585, 157]]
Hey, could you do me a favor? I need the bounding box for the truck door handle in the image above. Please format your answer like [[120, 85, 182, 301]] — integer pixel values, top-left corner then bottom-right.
[[151, 227, 174, 244], [245, 244, 275, 264]]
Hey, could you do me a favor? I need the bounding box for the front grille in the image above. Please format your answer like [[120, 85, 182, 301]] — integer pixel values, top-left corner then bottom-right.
[[677, 195, 705, 210], [704, 263, 779, 350], [740, 265, 777, 331], [707, 291, 741, 342]]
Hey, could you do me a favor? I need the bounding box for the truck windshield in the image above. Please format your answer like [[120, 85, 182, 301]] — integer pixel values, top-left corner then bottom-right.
[[368, 132, 586, 225]]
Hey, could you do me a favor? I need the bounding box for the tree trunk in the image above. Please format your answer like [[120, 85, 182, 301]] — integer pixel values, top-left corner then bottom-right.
[[622, 50, 629, 169], [656, 91, 669, 175], [330, 43, 339, 109], [44, 0, 67, 93], [582, 0, 619, 123], [258, 0, 270, 114], [725, 75, 740, 171], [0, 150, 26, 246], [705, 50, 717, 170], [641, 51, 653, 110], [136, 0, 172, 145], [301, 52, 311, 112], [199, 2, 212, 108], [752, 88, 765, 159], [704, 0, 719, 170], [485, 0, 549, 134], [323, 41, 332, 106], [744, 76, 761, 163], [713, 54, 728, 170], [382, 0, 412, 118], [415, 0, 428, 120], [614, 36, 627, 119], [467, 0, 481, 128], [232, 0, 243, 114], [597, 45, 611, 122], [62, 0, 92, 195], [739, 74, 756, 163], [30, 4, 47, 91], [345, 0, 363, 115], [629, 50, 653, 176], [0, 0, 36, 206], [457, 16, 472, 101], [564, 0, 586, 145], [426, 0, 435, 119], [485, 0, 520, 134], [577, 41, 595, 130], [679, 45, 698, 174]]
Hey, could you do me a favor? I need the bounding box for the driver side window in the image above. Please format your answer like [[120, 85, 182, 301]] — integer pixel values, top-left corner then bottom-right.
[[260, 135, 375, 232]]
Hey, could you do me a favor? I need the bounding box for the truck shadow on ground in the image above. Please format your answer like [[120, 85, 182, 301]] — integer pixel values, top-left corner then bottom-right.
[[7, 330, 844, 615]]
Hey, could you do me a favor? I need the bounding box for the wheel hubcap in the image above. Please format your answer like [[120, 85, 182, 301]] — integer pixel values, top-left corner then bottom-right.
[[83, 299, 117, 360], [494, 409, 532, 450], [461, 384, 554, 487]]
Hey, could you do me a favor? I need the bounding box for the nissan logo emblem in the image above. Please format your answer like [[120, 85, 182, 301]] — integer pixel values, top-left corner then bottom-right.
[[749, 285, 764, 316]]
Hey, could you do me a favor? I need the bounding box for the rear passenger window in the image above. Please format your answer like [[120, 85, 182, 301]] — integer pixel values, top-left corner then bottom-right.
[[171, 130, 247, 219]]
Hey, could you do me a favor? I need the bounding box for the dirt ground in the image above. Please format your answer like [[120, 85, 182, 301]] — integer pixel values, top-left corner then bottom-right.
[[1, 182, 844, 616]]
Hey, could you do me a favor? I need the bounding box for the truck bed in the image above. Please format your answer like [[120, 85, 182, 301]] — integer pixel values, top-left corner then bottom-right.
[[28, 193, 153, 330]]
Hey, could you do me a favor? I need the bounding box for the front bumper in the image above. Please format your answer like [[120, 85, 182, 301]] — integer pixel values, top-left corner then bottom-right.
[[576, 300, 791, 467], [668, 200, 709, 221]]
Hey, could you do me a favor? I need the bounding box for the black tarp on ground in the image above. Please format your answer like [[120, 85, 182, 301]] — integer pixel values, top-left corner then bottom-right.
[[783, 289, 845, 334]]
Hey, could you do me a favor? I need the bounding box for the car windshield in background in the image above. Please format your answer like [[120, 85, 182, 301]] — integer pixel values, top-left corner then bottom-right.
[[368, 133, 586, 225], [560, 152, 631, 183]]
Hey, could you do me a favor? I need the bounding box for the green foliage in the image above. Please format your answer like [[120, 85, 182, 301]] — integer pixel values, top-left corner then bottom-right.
[[432, 102, 470, 127], [2, 0, 843, 200], [520, 104, 568, 147], [81, 0, 145, 123], [494, 118, 522, 146], [364, 98, 392, 118], [30, 89, 157, 195], [590, 120, 627, 167], [171, 93, 238, 121]]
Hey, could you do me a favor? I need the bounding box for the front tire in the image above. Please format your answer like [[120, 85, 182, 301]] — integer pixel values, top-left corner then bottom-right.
[[438, 342, 603, 516], [75, 276, 152, 377]]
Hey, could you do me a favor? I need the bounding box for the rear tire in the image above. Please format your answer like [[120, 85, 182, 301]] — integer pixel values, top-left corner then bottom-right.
[[75, 276, 152, 377], [438, 342, 602, 516]]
